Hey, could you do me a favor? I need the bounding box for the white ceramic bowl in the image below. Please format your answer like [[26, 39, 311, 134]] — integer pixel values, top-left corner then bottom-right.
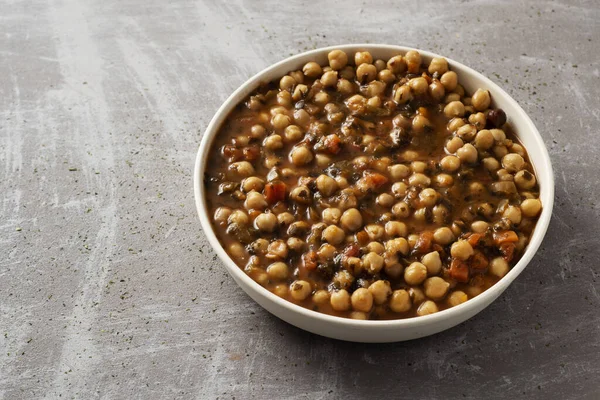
[[194, 44, 554, 343]]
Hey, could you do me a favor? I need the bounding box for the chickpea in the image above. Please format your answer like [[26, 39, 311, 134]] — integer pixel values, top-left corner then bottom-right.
[[367, 241, 385, 254], [365, 224, 385, 241], [378, 69, 396, 84], [428, 57, 449, 75], [263, 134, 283, 151], [321, 208, 341, 225], [354, 51, 373, 66], [447, 290, 468, 307], [514, 170, 537, 189], [321, 70, 338, 88], [228, 242, 247, 260], [393, 85, 412, 104], [363, 252, 384, 274], [440, 155, 461, 172], [447, 117, 465, 133], [244, 191, 267, 210], [282, 125, 302, 143], [474, 129, 494, 150], [322, 225, 345, 245], [457, 144, 478, 164], [489, 257, 509, 278], [482, 157, 501, 171], [390, 289, 412, 312], [290, 146, 313, 166], [433, 227, 454, 245], [277, 90, 292, 107], [350, 311, 368, 320], [316, 174, 338, 196], [280, 75, 296, 91], [313, 290, 330, 304], [493, 145, 509, 159], [471, 220, 489, 233], [277, 212, 294, 226], [409, 77, 428, 95], [411, 161, 427, 173], [377, 193, 395, 208], [214, 207, 232, 224], [267, 262, 289, 280], [303, 61, 322, 78], [388, 164, 410, 181], [328, 50, 348, 70], [417, 300, 439, 316], [266, 240, 288, 260], [503, 205, 522, 225], [440, 71, 458, 91], [423, 277, 450, 300], [290, 280, 312, 301], [472, 89, 491, 111], [317, 243, 336, 261], [340, 208, 363, 232], [289, 185, 311, 204], [444, 101, 465, 118], [287, 237, 305, 252], [241, 177, 265, 193], [457, 124, 477, 142], [404, 262, 428, 285], [434, 174, 454, 188], [429, 80, 446, 101], [422, 251, 442, 275], [385, 221, 407, 238], [502, 153, 525, 173], [368, 280, 392, 305], [409, 173, 431, 188], [293, 109, 310, 128], [330, 289, 351, 311], [521, 198, 542, 217], [451, 240, 474, 260], [392, 201, 411, 218], [446, 137, 464, 153], [356, 63, 377, 83], [387, 55, 407, 74], [405, 50, 421, 73], [351, 288, 374, 312], [228, 209, 249, 226], [337, 78, 355, 95], [412, 115, 432, 132], [419, 188, 438, 207], [229, 161, 255, 178]]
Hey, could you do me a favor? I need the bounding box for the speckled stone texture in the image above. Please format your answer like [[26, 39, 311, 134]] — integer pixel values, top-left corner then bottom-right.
[[1, 0, 599, 399]]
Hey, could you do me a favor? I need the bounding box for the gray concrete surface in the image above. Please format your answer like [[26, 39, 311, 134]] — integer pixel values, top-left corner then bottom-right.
[[1, 0, 599, 399]]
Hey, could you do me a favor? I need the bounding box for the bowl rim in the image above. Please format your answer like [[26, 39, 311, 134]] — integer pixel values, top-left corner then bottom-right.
[[194, 44, 554, 329]]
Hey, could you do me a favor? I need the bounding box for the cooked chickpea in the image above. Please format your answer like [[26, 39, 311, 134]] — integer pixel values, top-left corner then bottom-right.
[[214, 207, 232, 224], [290, 280, 312, 301], [254, 212, 277, 232], [472, 89, 491, 111], [409, 173, 431, 188], [356, 63, 377, 83], [303, 61, 322, 78], [471, 220, 489, 233], [321, 70, 338, 88], [328, 50, 348, 70], [447, 117, 465, 133], [422, 251, 442, 275], [313, 290, 330, 304], [440, 155, 461, 172], [316, 174, 338, 196], [321, 208, 341, 225], [429, 80, 446, 101], [474, 129, 494, 150], [440, 71, 458, 91], [433, 227, 454, 245], [229, 161, 255, 178], [283, 125, 303, 143], [290, 146, 313, 166], [391, 201, 410, 218], [368, 280, 392, 305], [482, 157, 501, 171], [489, 257, 509, 278], [514, 170, 537, 189], [409, 77, 428, 95], [263, 134, 283, 151], [244, 191, 267, 210], [378, 69, 396, 84], [502, 153, 525, 173], [419, 188, 438, 207], [521, 198, 542, 217], [393, 85, 412, 104], [365, 224, 385, 241], [423, 277, 450, 300], [428, 57, 448, 75], [494, 145, 509, 159], [451, 240, 474, 260], [330, 289, 351, 311], [387, 55, 407, 74], [322, 225, 345, 245], [447, 290, 468, 307], [390, 289, 412, 312], [242, 177, 265, 193], [351, 288, 373, 312], [405, 50, 421, 73], [354, 51, 373, 66], [340, 208, 363, 232], [446, 136, 464, 153], [412, 115, 432, 132], [377, 193, 395, 208], [444, 101, 465, 118], [286, 237, 304, 252], [385, 221, 407, 238], [503, 205, 522, 224], [280, 75, 296, 91], [404, 262, 428, 285], [267, 262, 289, 280], [363, 252, 384, 274], [367, 241, 385, 254], [457, 144, 478, 164], [228, 209, 249, 226], [434, 174, 454, 188], [417, 300, 439, 316], [457, 124, 477, 142]]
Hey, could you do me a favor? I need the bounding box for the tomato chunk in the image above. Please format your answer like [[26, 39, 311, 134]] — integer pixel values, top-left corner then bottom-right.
[[264, 181, 286, 204], [449, 258, 470, 282], [493, 230, 519, 245]]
